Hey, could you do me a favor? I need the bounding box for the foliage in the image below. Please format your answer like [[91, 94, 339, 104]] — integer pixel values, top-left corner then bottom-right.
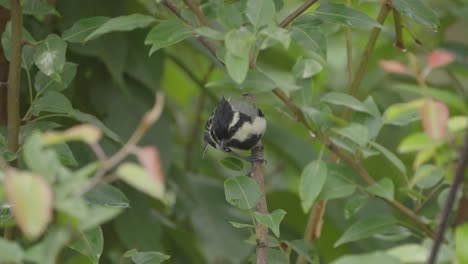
[[0, 0, 467, 263]]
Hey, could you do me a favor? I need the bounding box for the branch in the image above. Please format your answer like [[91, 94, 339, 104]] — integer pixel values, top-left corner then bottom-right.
[[7, 0, 22, 154], [393, 8, 405, 51], [252, 143, 268, 264], [348, 1, 391, 98], [426, 131, 468, 264], [183, 0, 211, 27], [279, 0, 319, 28]]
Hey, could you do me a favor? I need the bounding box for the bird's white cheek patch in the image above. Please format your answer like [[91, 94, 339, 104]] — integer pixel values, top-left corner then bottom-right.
[[232, 117, 267, 142], [229, 112, 240, 129]]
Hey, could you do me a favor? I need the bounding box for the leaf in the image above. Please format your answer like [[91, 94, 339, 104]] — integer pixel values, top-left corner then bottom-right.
[[334, 123, 369, 147], [229, 221, 254, 229], [225, 51, 249, 84], [266, 248, 289, 264], [34, 34, 67, 76], [70, 110, 121, 143], [84, 183, 130, 208], [62, 16, 110, 43], [259, 26, 290, 50], [43, 124, 102, 145], [456, 223, 468, 264], [317, 169, 355, 200], [0, 238, 24, 263], [449, 116, 468, 133], [34, 62, 77, 92], [398, 132, 440, 153], [220, 157, 244, 171], [290, 24, 327, 59], [225, 28, 255, 58], [321, 92, 375, 116], [116, 162, 165, 202], [135, 147, 165, 189], [0, 0, 58, 16], [195, 27, 225, 40], [257, 63, 301, 92], [145, 18, 193, 55], [386, 244, 429, 263], [379, 60, 407, 74], [216, 2, 243, 29], [31, 91, 73, 116], [292, 57, 323, 79], [253, 209, 287, 237], [224, 176, 261, 210], [24, 227, 72, 264], [131, 251, 171, 264], [392, 0, 439, 30], [383, 99, 422, 126], [299, 160, 327, 212], [370, 141, 407, 176], [246, 0, 275, 28], [86, 14, 155, 41], [5, 171, 53, 240], [287, 239, 317, 263], [335, 216, 397, 247], [420, 99, 449, 140], [344, 194, 368, 219], [332, 252, 400, 264], [365, 178, 394, 200], [427, 50, 455, 69], [411, 164, 444, 189], [68, 227, 104, 264], [1, 21, 36, 69], [314, 3, 382, 29]]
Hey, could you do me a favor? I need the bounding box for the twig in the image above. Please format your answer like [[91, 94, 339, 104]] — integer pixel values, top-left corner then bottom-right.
[[74, 94, 165, 196], [183, 0, 211, 27], [426, 131, 468, 264], [393, 8, 405, 51], [348, 1, 391, 98], [7, 0, 22, 154], [297, 200, 327, 264], [278, 0, 319, 28], [252, 143, 268, 264]]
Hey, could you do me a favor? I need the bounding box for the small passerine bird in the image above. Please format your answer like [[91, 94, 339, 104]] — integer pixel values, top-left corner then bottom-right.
[[204, 97, 266, 162]]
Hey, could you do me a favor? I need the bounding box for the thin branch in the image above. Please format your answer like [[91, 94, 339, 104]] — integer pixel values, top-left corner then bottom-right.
[[183, 0, 211, 27], [393, 8, 405, 51], [252, 143, 268, 264], [348, 1, 391, 98], [427, 131, 468, 264], [279, 0, 319, 28], [297, 200, 327, 264], [7, 0, 22, 154]]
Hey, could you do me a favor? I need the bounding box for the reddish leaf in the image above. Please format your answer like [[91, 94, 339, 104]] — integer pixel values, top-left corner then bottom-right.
[[379, 60, 407, 74], [136, 146, 164, 187], [427, 50, 455, 69], [420, 99, 449, 140]]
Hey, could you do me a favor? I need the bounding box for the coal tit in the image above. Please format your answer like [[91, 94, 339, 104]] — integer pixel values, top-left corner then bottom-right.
[[204, 97, 266, 162]]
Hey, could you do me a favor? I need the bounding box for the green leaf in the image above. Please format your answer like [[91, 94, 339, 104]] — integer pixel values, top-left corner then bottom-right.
[[25, 227, 72, 264], [116, 162, 165, 202], [259, 26, 290, 50], [266, 248, 289, 264], [456, 223, 468, 264], [85, 183, 130, 208], [131, 251, 171, 264], [321, 92, 374, 115], [332, 252, 400, 264], [195, 27, 225, 40], [1, 21, 36, 69], [411, 164, 444, 189], [5, 171, 53, 240], [292, 57, 323, 79], [23, 131, 62, 182], [318, 169, 356, 200], [62, 16, 110, 43], [370, 141, 407, 176], [70, 110, 121, 143], [344, 194, 368, 219], [334, 123, 369, 147], [220, 157, 244, 171], [145, 18, 193, 55], [392, 0, 439, 30], [398, 132, 441, 153], [287, 239, 316, 263], [366, 178, 394, 200], [246, 0, 276, 28], [253, 209, 287, 237], [225, 52, 250, 84], [86, 14, 155, 41], [34, 34, 67, 76], [449, 116, 468, 133], [299, 160, 327, 212], [290, 24, 326, 59], [335, 216, 397, 247], [224, 176, 261, 210], [0, 238, 24, 263], [34, 62, 77, 92], [0, 0, 58, 16], [229, 221, 254, 229], [383, 100, 422, 126], [225, 28, 255, 58], [314, 3, 382, 29], [386, 244, 428, 263], [31, 91, 73, 115], [68, 227, 103, 264], [257, 63, 301, 92], [216, 2, 243, 29]]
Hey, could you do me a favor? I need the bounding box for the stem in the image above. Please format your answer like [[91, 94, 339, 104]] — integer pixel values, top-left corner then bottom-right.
[[183, 0, 211, 27], [279, 0, 319, 28], [296, 200, 327, 264], [426, 131, 468, 264], [7, 0, 22, 154], [393, 8, 405, 51], [348, 1, 391, 98], [252, 143, 268, 264]]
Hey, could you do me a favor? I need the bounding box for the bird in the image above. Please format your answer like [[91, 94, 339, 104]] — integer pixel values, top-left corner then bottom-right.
[[203, 97, 266, 162]]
